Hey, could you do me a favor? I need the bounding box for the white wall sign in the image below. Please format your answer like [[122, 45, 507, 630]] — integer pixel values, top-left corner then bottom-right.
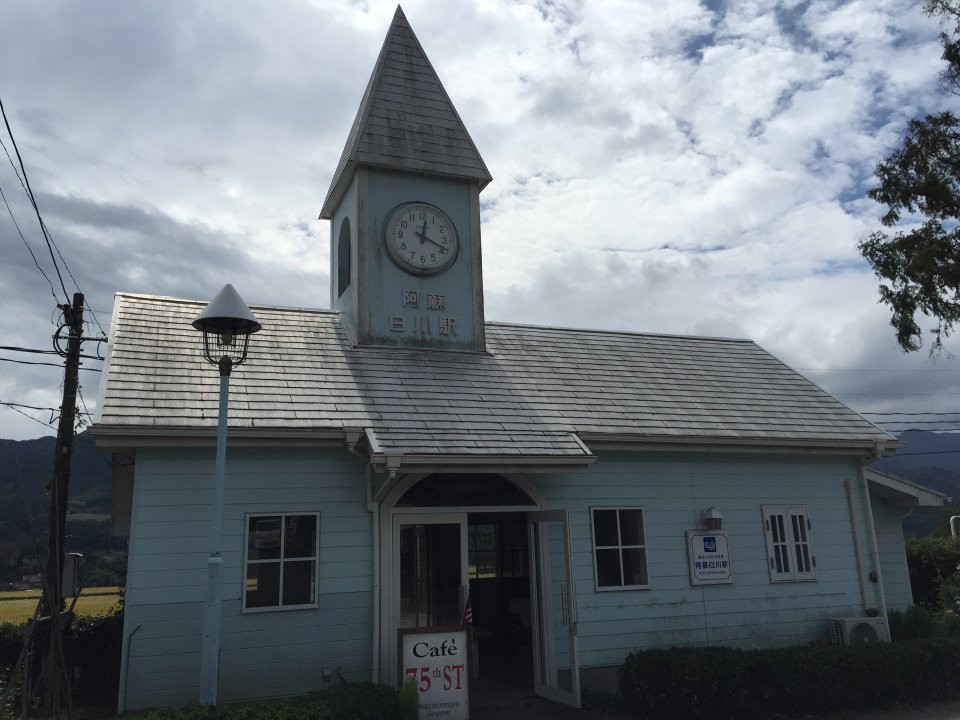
[[686, 530, 734, 585], [399, 627, 471, 720]]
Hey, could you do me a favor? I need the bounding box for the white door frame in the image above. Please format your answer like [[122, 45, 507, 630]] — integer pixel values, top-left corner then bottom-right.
[[377, 473, 546, 686], [528, 509, 581, 708]]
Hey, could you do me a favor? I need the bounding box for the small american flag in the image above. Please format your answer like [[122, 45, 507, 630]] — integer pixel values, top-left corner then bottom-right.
[[461, 589, 473, 625]]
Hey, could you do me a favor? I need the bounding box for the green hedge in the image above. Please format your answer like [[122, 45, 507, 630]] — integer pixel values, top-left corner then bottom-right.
[[905, 536, 960, 609], [130, 683, 400, 720], [619, 639, 960, 719], [0, 611, 122, 706]]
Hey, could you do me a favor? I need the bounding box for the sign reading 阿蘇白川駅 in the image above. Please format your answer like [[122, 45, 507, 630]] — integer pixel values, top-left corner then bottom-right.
[[399, 627, 471, 720], [389, 289, 459, 341], [686, 530, 734, 585]]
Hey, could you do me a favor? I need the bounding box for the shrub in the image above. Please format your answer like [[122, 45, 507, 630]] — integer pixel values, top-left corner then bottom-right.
[[905, 536, 960, 609], [0, 610, 122, 708], [131, 683, 400, 720], [0, 623, 24, 671], [619, 639, 960, 719], [889, 606, 938, 640]]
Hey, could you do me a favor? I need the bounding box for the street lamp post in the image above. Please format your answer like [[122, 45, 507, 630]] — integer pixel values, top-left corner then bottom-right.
[[192, 284, 262, 705]]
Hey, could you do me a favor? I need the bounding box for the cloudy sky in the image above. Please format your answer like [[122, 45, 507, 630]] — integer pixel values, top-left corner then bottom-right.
[[0, 0, 958, 441]]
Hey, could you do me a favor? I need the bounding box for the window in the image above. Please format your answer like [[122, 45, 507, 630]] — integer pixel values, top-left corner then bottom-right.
[[762, 505, 816, 582], [337, 218, 351, 298], [467, 516, 528, 580], [590, 507, 649, 590], [244, 513, 319, 611]]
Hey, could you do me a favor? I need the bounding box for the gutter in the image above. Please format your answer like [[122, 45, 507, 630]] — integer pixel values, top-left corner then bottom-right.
[[844, 479, 870, 614], [578, 433, 902, 457], [90, 425, 347, 448], [860, 442, 888, 616], [345, 428, 381, 685]]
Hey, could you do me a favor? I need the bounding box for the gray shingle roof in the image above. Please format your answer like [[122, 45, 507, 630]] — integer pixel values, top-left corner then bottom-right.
[[319, 6, 492, 219], [94, 293, 894, 465]]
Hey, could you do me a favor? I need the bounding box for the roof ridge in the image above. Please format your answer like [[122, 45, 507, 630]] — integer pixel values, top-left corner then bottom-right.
[[115, 292, 340, 316], [485, 319, 757, 345]]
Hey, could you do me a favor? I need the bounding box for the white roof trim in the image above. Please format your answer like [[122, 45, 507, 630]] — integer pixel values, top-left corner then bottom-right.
[[866, 468, 949, 507]]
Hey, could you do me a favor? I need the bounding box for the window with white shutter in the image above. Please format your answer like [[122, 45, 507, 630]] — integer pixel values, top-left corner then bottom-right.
[[762, 505, 816, 582]]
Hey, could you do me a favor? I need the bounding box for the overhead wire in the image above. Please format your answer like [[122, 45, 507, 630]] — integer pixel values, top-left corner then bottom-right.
[[862, 411, 960, 417], [0, 181, 59, 303], [0, 98, 108, 339], [0, 96, 70, 304], [0, 357, 101, 371], [0, 401, 54, 429], [0, 345, 62, 356]]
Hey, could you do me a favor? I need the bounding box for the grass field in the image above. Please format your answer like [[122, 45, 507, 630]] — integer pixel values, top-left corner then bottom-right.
[[0, 587, 121, 624]]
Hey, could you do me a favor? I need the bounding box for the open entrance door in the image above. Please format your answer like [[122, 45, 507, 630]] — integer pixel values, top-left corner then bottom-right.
[[528, 510, 580, 708]]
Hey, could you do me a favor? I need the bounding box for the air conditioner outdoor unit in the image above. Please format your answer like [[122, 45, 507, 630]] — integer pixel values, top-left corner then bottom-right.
[[829, 616, 891, 645]]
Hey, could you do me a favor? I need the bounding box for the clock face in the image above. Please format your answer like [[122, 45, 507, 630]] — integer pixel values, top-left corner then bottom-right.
[[384, 202, 459, 275]]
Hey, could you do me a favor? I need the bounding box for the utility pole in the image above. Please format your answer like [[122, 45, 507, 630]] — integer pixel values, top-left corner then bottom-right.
[[42, 292, 84, 615], [39, 291, 84, 716]]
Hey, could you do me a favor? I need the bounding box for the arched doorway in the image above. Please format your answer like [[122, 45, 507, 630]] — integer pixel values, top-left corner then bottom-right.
[[379, 473, 544, 697]]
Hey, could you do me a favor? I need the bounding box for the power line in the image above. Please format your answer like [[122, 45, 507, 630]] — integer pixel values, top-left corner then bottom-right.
[[0, 98, 107, 339], [887, 449, 960, 456], [876, 420, 960, 426], [0, 357, 101, 371], [0, 402, 54, 429], [0, 128, 27, 196], [0, 401, 55, 412], [0, 401, 92, 416], [0, 181, 59, 303], [0, 344, 102, 360], [801, 368, 960, 373], [0, 345, 60, 355], [862, 411, 960, 416], [0, 95, 70, 304]]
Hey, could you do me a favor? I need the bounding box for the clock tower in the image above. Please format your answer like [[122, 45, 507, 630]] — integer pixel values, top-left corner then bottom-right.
[[319, 6, 492, 352]]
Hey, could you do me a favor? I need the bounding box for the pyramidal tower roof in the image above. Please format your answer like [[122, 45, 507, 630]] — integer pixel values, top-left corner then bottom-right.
[[320, 6, 492, 218]]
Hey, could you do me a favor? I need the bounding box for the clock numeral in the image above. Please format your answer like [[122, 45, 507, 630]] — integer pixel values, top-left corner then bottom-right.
[[401, 242, 407, 250], [398, 231, 403, 239], [401, 220, 407, 229]]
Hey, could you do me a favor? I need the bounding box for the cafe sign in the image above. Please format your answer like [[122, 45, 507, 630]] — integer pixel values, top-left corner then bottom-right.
[[686, 530, 734, 585], [399, 627, 471, 720]]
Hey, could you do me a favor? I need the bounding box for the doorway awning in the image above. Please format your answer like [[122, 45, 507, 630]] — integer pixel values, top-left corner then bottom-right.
[[365, 427, 595, 476]]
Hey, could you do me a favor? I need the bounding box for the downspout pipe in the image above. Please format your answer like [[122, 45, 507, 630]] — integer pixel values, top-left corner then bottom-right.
[[844, 479, 870, 614], [860, 447, 888, 617], [346, 432, 380, 684]]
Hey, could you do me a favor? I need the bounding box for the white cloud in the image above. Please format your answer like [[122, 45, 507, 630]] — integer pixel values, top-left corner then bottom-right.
[[0, 0, 958, 440]]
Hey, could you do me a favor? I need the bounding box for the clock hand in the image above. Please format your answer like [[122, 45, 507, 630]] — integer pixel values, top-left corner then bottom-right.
[[415, 220, 430, 244], [418, 233, 446, 250], [413, 220, 445, 249]]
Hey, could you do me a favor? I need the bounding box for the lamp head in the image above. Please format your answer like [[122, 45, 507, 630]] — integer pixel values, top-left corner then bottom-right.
[[702, 507, 724, 531], [192, 284, 262, 369]]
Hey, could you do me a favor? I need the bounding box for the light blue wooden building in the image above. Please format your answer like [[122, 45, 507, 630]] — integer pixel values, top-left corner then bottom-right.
[[93, 7, 946, 712]]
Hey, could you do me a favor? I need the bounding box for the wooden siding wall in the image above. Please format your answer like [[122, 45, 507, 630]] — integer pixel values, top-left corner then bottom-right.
[[534, 452, 878, 670], [873, 496, 914, 612], [120, 447, 371, 710]]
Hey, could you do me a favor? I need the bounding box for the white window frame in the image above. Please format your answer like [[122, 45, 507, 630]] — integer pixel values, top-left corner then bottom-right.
[[242, 511, 320, 613], [762, 505, 816, 583], [590, 506, 650, 591]]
